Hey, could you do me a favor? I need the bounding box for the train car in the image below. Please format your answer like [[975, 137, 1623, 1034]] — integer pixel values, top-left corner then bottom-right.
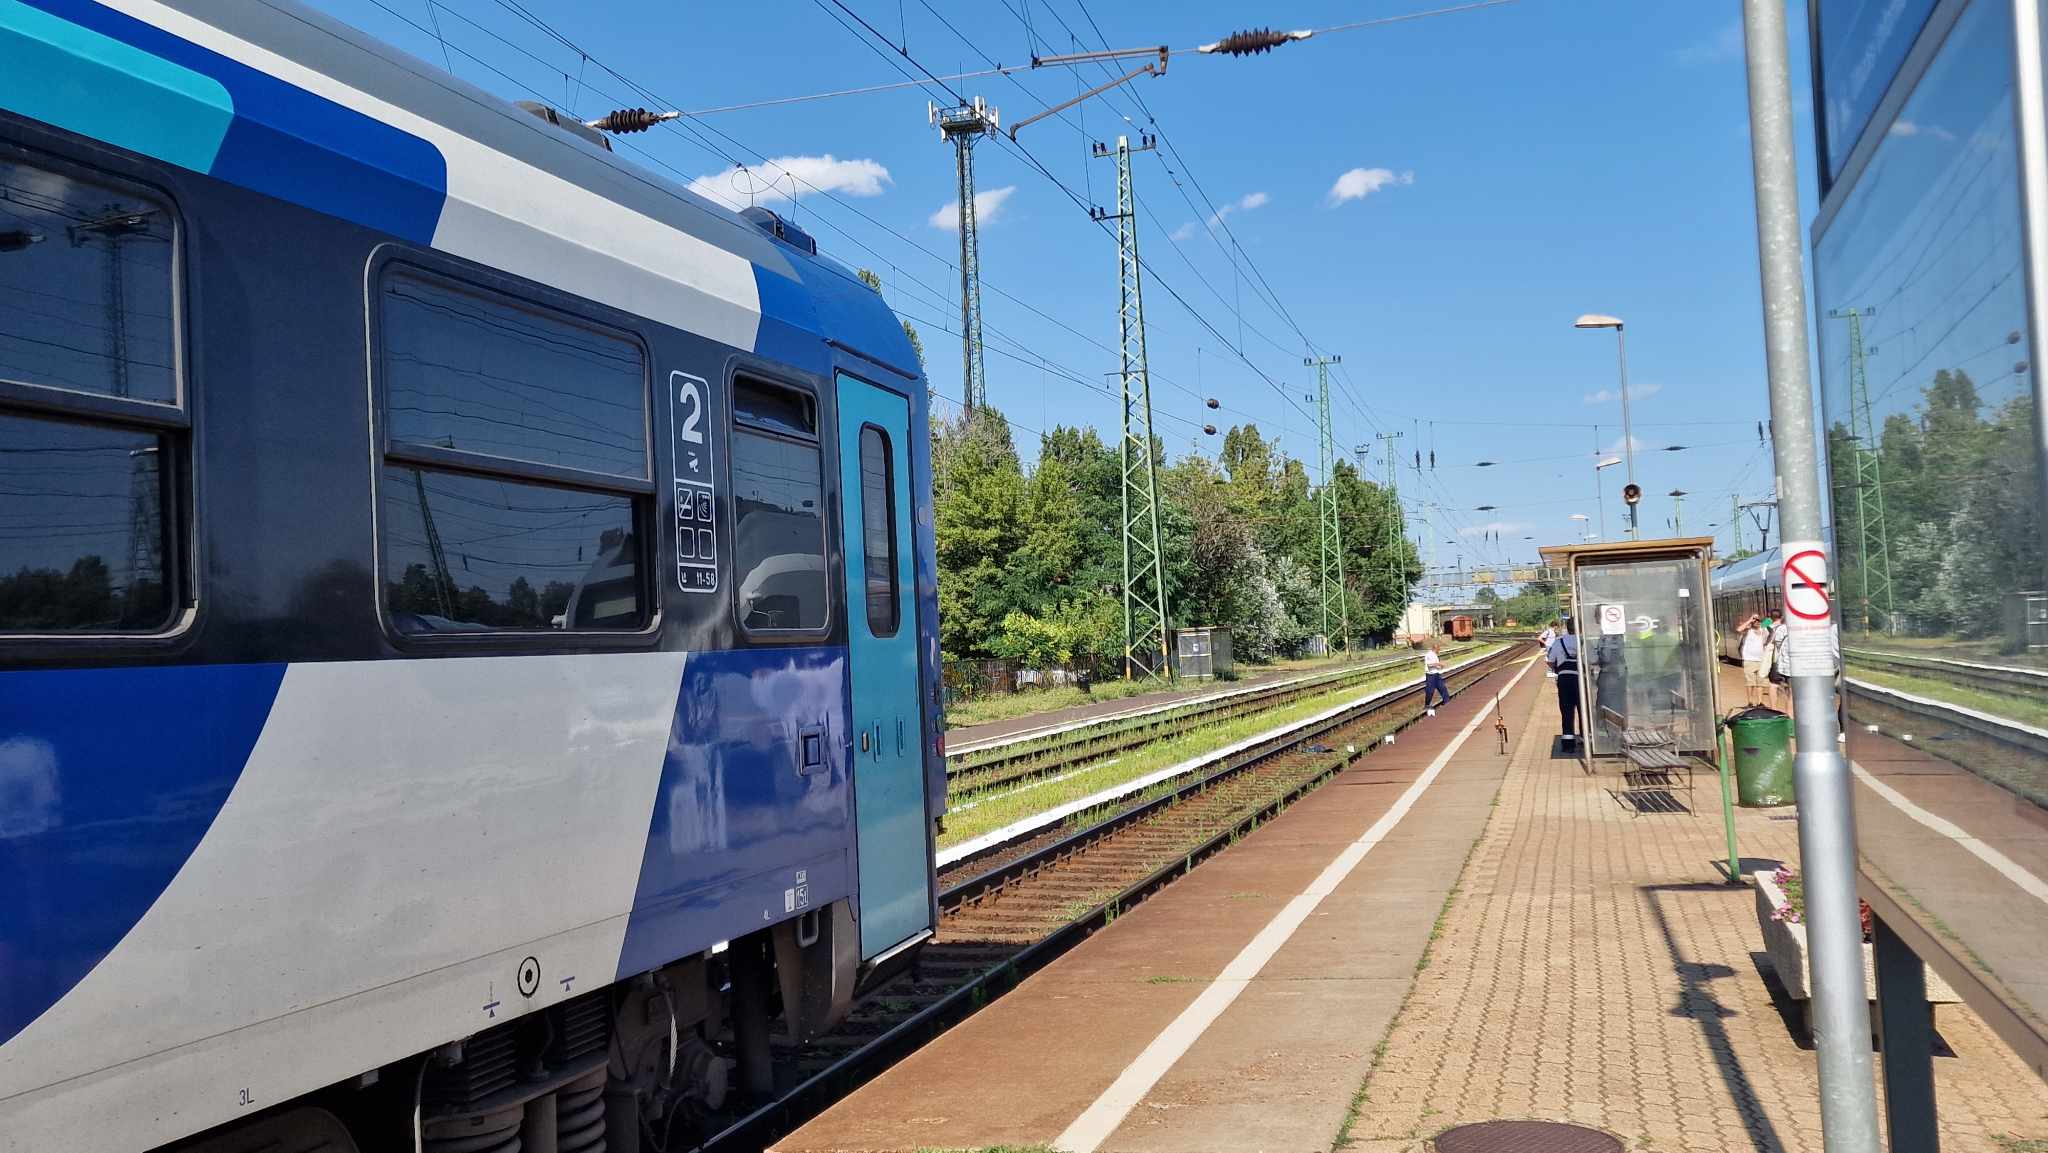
[[1446, 615, 1476, 641], [1708, 546, 1781, 661], [0, 2, 944, 1150]]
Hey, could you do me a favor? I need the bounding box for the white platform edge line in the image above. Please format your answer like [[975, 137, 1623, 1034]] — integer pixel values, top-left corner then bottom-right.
[[1850, 760, 2048, 907], [936, 650, 1500, 870], [1051, 655, 1540, 1153]]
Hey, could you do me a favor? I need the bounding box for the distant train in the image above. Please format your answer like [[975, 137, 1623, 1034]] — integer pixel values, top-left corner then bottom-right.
[[0, 2, 944, 1151], [1707, 546, 1782, 661]]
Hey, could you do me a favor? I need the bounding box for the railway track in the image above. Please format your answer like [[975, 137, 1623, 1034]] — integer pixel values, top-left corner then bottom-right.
[[1844, 646, 2048, 699], [945, 644, 1481, 796], [696, 645, 1520, 1153]]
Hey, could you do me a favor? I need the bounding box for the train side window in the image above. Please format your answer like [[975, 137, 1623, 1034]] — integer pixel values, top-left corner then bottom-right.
[[730, 377, 827, 633], [374, 264, 653, 636], [0, 154, 185, 634], [858, 424, 897, 636]]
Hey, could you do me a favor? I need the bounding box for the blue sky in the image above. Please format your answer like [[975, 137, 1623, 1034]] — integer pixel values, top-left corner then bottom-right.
[[305, 0, 1822, 575]]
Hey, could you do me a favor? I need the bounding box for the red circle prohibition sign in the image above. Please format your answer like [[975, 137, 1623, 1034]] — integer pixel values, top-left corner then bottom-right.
[[1782, 549, 1831, 621]]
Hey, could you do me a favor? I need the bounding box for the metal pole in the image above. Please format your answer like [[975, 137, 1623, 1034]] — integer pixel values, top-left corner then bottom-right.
[[2011, 0, 2048, 589], [1742, 4, 1879, 1150]]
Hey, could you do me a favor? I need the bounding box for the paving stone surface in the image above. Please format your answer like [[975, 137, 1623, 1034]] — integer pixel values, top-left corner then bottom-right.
[[1341, 667, 2048, 1153]]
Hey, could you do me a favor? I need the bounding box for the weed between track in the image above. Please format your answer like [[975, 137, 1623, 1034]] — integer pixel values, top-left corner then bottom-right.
[[1846, 664, 2048, 730]]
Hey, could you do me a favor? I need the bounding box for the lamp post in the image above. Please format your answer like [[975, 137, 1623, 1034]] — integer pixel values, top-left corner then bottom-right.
[[1668, 488, 1688, 536], [1594, 456, 1622, 540], [1568, 512, 1592, 542], [1576, 314, 1636, 538]]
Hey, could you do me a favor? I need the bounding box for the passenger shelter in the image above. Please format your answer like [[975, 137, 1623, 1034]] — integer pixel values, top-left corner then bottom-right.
[[1539, 538, 1721, 805]]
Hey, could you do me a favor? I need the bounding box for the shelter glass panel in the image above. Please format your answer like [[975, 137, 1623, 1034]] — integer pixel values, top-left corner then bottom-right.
[[1815, 0, 1938, 181], [1813, 0, 2048, 1054], [1573, 558, 1715, 758]]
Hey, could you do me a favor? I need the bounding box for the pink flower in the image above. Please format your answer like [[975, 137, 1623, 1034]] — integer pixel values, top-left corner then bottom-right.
[[1772, 865, 1795, 886], [1770, 903, 1801, 924]]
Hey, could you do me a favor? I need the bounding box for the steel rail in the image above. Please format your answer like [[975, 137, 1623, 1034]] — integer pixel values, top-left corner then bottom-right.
[[693, 646, 1519, 1153], [947, 645, 1479, 795]]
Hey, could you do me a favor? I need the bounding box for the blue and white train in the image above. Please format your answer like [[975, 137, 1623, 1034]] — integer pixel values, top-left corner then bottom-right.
[[1708, 546, 1781, 661], [0, 2, 945, 1150]]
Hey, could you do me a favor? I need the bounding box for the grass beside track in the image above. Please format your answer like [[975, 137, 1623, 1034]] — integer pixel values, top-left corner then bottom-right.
[[941, 651, 1400, 729], [1847, 664, 2048, 731], [938, 647, 1499, 851]]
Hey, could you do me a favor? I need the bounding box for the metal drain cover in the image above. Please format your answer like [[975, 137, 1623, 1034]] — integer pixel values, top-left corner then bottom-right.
[[1434, 1120, 1624, 1153]]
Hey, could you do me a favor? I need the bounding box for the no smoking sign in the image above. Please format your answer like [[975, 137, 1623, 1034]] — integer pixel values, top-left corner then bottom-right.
[[1780, 541, 1831, 629]]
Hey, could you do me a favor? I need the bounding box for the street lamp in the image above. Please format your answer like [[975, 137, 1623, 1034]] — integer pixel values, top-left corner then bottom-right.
[[1594, 456, 1622, 540], [1575, 313, 1636, 539], [1568, 512, 1592, 542], [1668, 488, 1688, 536]]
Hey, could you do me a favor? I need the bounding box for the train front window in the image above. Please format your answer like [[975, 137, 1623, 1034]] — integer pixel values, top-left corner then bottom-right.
[[0, 413, 171, 631], [731, 378, 827, 633], [0, 158, 177, 405], [373, 261, 653, 637]]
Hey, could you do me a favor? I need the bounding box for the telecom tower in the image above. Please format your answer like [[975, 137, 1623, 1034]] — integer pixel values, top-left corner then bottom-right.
[[1829, 307, 1895, 633], [931, 98, 998, 410], [1307, 354, 1347, 651], [1095, 134, 1172, 680]]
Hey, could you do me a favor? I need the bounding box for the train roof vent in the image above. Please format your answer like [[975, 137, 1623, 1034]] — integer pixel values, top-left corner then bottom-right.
[[513, 100, 613, 152], [738, 206, 818, 255]]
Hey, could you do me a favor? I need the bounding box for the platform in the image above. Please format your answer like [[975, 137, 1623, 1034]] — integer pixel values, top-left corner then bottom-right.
[[778, 657, 2048, 1153]]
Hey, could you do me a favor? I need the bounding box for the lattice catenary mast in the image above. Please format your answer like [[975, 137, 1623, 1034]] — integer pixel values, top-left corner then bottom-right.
[[1828, 307, 1895, 633], [931, 98, 998, 410], [1307, 354, 1346, 651], [1094, 134, 1173, 680]]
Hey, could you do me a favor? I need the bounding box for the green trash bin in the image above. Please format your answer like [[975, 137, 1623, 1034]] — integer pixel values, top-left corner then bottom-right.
[[1730, 708, 1794, 807]]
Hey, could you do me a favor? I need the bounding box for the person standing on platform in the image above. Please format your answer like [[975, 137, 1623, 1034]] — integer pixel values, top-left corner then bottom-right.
[[1547, 617, 1581, 747], [1738, 613, 1769, 707], [1421, 640, 1449, 716], [1537, 620, 1557, 655]]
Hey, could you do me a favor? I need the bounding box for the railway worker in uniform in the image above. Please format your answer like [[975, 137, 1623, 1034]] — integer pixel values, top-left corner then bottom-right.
[[1738, 613, 1770, 707], [1422, 640, 1450, 716], [1547, 617, 1581, 747]]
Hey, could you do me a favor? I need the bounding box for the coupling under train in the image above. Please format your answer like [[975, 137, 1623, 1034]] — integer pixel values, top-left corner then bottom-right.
[[0, 1, 945, 1149]]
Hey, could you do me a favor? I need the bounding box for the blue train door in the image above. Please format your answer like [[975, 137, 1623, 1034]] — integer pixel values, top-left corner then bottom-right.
[[836, 372, 931, 958]]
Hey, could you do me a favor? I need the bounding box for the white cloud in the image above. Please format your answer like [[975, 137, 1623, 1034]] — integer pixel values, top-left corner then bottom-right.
[[1889, 119, 1957, 142], [1583, 382, 1664, 405], [1603, 434, 1651, 456], [1173, 191, 1271, 241], [1327, 167, 1414, 206], [1676, 21, 1743, 65], [1461, 521, 1530, 537], [929, 184, 1017, 231], [687, 155, 890, 210]]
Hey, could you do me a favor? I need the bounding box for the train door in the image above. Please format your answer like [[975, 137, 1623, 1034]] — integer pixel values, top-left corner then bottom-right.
[[835, 372, 931, 958]]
